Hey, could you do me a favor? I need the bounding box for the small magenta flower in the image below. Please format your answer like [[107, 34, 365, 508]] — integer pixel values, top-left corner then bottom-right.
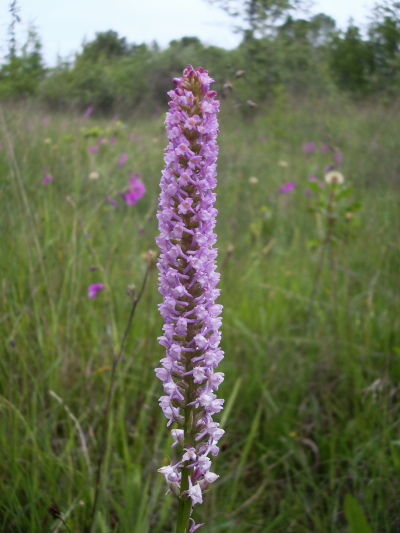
[[88, 283, 105, 298], [84, 106, 93, 119], [280, 181, 296, 194], [118, 152, 128, 166], [121, 175, 146, 206], [302, 142, 315, 155], [43, 174, 54, 185], [109, 136, 117, 145], [88, 145, 100, 154], [155, 65, 223, 532]]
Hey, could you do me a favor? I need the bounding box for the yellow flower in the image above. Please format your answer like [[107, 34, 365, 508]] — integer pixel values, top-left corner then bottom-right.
[[325, 171, 344, 185], [249, 176, 258, 184], [278, 160, 288, 168]]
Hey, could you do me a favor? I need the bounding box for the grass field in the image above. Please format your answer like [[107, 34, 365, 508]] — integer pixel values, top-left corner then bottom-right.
[[0, 95, 400, 533]]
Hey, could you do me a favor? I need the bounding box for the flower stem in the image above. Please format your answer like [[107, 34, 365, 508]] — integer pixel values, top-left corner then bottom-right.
[[175, 495, 192, 533]]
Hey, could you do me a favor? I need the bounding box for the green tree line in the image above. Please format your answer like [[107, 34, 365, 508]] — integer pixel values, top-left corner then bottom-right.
[[1, 0, 400, 113]]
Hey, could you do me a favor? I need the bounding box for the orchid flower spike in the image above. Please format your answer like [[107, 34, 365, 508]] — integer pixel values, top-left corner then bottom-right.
[[155, 65, 224, 533]]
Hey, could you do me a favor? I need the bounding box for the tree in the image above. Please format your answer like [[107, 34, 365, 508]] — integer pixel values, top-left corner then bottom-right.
[[0, 1, 44, 98], [207, 0, 305, 33], [329, 24, 374, 94], [78, 30, 130, 63], [369, 0, 400, 83]]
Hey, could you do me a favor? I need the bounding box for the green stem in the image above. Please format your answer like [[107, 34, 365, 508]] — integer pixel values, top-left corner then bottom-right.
[[175, 495, 192, 533]]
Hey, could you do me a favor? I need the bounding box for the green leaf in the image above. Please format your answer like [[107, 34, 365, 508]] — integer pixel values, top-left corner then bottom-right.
[[308, 181, 322, 193], [336, 187, 354, 200], [344, 494, 372, 533]]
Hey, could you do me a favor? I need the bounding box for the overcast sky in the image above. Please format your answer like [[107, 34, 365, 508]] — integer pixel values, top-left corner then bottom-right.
[[0, 0, 376, 65]]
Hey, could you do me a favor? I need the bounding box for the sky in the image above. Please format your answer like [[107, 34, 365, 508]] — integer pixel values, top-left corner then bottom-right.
[[0, 0, 376, 66]]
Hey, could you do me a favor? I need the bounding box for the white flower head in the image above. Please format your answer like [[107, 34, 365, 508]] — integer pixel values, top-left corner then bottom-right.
[[325, 171, 344, 185]]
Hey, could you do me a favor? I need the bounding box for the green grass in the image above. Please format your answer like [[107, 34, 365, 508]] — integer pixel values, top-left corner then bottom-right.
[[0, 95, 399, 533]]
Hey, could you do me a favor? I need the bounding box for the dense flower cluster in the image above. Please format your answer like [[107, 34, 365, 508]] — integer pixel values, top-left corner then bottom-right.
[[155, 65, 224, 516]]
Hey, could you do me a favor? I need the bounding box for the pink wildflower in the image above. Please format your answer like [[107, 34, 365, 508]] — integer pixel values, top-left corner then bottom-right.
[[43, 175, 54, 185], [88, 283, 105, 298], [279, 181, 296, 194]]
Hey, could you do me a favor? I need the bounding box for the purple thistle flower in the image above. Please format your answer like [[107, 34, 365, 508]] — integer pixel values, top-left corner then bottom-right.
[[88, 145, 100, 154], [121, 175, 146, 206], [279, 181, 296, 194], [302, 142, 315, 155], [155, 65, 223, 524], [43, 174, 54, 185], [88, 283, 105, 298], [118, 152, 128, 166], [84, 106, 93, 119]]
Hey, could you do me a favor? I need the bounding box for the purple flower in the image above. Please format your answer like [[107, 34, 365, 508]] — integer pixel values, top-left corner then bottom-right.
[[155, 66, 223, 522], [88, 283, 105, 298], [333, 151, 343, 165], [105, 196, 119, 208], [305, 189, 311, 196], [84, 106, 93, 119], [43, 174, 54, 185], [302, 142, 315, 155], [320, 144, 329, 153], [324, 164, 335, 173], [121, 176, 146, 206], [109, 136, 117, 145], [88, 145, 99, 154], [89, 265, 99, 271], [117, 152, 128, 166], [279, 181, 296, 194]]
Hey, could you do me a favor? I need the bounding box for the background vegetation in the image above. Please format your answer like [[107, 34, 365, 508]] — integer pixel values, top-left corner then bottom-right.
[[1, 1, 400, 113], [1, 94, 399, 531]]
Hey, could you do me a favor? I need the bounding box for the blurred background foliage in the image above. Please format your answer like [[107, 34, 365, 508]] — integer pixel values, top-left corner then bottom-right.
[[1, 0, 400, 113]]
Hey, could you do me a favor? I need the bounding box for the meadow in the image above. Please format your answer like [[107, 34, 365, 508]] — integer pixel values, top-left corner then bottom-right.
[[0, 94, 399, 533]]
